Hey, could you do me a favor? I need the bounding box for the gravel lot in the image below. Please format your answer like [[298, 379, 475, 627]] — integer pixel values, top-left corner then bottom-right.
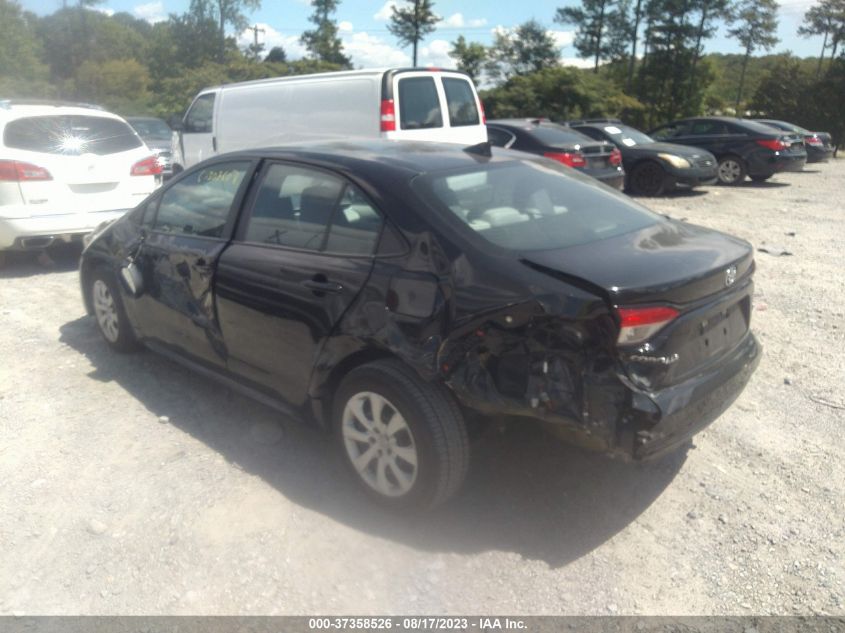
[[0, 159, 843, 616]]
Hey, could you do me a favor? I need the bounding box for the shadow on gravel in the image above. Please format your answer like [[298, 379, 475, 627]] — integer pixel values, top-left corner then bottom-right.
[[59, 315, 687, 569], [736, 180, 790, 189], [629, 189, 709, 200], [0, 243, 82, 279]]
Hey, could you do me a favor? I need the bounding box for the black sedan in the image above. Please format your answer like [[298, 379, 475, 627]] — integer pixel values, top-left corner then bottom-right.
[[566, 118, 718, 196], [80, 141, 760, 508], [487, 118, 625, 190], [649, 117, 807, 185], [755, 119, 835, 163]]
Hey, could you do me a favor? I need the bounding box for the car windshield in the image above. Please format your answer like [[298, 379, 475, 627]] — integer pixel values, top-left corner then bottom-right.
[[414, 160, 659, 252], [529, 125, 594, 146], [3, 115, 143, 155], [129, 118, 171, 140], [599, 124, 654, 147]]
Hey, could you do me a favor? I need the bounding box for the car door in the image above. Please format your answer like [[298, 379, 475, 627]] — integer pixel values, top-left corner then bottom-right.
[[673, 119, 731, 155], [132, 158, 255, 367], [650, 121, 691, 143], [214, 161, 384, 406], [180, 92, 217, 168]]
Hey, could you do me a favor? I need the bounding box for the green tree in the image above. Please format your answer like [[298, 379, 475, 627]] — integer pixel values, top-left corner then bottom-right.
[[301, 0, 351, 67], [191, 0, 262, 62], [556, 0, 624, 73], [800, 0, 845, 76], [387, 0, 439, 66], [449, 36, 486, 81], [486, 20, 559, 83], [265, 46, 287, 63], [0, 0, 53, 97], [727, 0, 779, 111], [75, 58, 151, 112]]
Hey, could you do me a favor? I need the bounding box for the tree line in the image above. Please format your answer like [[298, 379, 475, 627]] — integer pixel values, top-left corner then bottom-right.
[[0, 0, 843, 144]]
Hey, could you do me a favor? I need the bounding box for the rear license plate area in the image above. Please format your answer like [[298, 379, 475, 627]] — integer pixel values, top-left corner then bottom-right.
[[695, 296, 750, 358]]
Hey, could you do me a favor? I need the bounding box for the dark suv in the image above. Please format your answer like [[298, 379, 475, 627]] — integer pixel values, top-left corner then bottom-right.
[[649, 117, 807, 185]]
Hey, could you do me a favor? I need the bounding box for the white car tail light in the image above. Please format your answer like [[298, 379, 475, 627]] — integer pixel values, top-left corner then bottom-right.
[[0, 160, 53, 182], [130, 156, 163, 176]]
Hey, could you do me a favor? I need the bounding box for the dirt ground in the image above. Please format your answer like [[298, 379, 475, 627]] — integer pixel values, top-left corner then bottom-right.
[[0, 159, 843, 616]]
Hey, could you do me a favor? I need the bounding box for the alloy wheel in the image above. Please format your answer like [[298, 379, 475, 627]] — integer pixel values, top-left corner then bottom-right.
[[341, 391, 418, 497], [718, 159, 742, 184], [92, 279, 120, 343]]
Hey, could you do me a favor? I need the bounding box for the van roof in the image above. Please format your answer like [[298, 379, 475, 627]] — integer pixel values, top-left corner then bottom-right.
[[198, 66, 471, 94]]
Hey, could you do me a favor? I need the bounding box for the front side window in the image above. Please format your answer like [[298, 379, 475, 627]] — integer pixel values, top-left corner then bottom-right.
[[3, 115, 143, 155], [184, 93, 215, 134], [415, 160, 658, 252], [398, 77, 443, 130], [244, 163, 383, 255], [154, 161, 250, 237], [442, 77, 479, 127]]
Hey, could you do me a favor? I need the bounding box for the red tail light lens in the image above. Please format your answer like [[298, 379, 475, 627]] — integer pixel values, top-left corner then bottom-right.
[[756, 138, 786, 151], [380, 99, 396, 132], [543, 151, 587, 168], [609, 148, 623, 166], [806, 135, 823, 146], [616, 306, 680, 345], [130, 156, 163, 176], [0, 160, 52, 182], [479, 100, 486, 124]]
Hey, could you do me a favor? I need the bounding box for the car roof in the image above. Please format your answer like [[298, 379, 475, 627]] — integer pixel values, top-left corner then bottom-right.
[[0, 102, 125, 123], [212, 140, 523, 178], [487, 118, 562, 129]]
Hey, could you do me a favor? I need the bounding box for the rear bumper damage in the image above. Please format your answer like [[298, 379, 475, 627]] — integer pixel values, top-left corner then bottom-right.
[[441, 301, 761, 461]]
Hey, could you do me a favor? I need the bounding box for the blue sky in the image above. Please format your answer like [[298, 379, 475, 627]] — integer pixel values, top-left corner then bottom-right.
[[20, 0, 823, 66]]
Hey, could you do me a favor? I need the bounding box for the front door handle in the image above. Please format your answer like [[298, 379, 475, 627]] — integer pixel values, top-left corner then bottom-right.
[[302, 277, 343, 294]]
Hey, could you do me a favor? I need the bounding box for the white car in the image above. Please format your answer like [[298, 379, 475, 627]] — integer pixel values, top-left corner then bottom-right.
[[0, 101, 161, 262]]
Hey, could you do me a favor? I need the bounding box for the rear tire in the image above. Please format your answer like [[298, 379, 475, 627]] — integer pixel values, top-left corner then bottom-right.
[[717, 156, 746, 185], [333, 360, 469, 510], [628, 161, 667, 196], [87, 268, 140, 353]]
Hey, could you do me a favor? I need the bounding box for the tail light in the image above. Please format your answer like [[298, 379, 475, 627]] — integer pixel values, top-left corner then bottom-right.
[[756, 138, 786, 151], [479, 100, 486, 124], [130, 156, 163, 176], [380, 99, 396, 132], [543, 151, 587, 168], [0, 160, 53, 182], [615, 305, 679, 345], [609, 148, 623, 166], [806, 135, 823, 146]]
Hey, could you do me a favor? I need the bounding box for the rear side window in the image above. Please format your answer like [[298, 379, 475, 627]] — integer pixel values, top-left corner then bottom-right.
[[154, 161, 250, 237], [487, 127, 515, 148], [3, 115, 143, 155], [398, 77, 442, 130], [442, 77, 479, 127], [184, 93, 215, 134], [530, 126, 595, 145], [244, 163, 383, 255]]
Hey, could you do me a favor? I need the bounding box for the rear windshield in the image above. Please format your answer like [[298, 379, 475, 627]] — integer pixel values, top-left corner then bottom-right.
[[530, 125, 596, 146], [398, 77, 443, 130], [414, 160, 658, 252], [128, 118, 171, 140], [4, 115, 143, 155], [442, 77, 479, 127]]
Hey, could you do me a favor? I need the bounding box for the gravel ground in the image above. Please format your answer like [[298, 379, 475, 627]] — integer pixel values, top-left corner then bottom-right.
[[0, 159, 843, 616]]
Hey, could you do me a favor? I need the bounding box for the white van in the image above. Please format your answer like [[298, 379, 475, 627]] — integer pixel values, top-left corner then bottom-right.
[[171, 67, 487, 171]]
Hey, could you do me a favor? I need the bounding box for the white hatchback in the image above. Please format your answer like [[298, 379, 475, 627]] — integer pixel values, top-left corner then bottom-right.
[[0, 101, 161, 256]]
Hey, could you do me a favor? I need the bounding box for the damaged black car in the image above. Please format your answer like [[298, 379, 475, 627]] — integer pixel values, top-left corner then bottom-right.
[[79, 141, 761, 509]]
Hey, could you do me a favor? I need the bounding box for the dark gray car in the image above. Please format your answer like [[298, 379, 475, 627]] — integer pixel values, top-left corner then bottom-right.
[[126, 117, 173, 179]]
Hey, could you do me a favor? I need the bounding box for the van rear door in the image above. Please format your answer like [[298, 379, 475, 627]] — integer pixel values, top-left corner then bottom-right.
[[385, 70, 486, 145]]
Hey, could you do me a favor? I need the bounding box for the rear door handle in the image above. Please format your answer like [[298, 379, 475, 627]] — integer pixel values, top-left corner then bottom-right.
[[302, 279, 343, 294]]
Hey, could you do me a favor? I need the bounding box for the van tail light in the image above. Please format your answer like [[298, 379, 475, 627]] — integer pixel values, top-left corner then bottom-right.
[[756, 138, 786, 151], [616, 305, 679, 346], [131, 156, 163, 176], [380, 99, 396, 132], [544, 151, 587, 168], [805, 135, 823, 146], [479, 100, 486, 124], [609, 147, 623, 166], [0, 160, 53, 182]]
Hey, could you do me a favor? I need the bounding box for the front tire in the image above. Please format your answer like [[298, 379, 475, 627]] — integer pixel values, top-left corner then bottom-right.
[[333, 360, 469, 509], [88, 269, 140, 352], [628, 161, 667, 196], [717, 156, 746, 185]]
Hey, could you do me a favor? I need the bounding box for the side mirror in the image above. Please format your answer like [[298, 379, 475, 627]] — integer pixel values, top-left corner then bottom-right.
[[168, 115, 183, 131]]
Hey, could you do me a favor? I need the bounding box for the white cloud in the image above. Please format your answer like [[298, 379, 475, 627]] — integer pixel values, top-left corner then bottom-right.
[[419, 39, 455, 68], [548, 30, 575, 49], [468, 18, 488, 28], [561, 57, 595, 69], [90, 6, 115, 16], [373, 0, 398, 21], [342, 31, 410, 68], [339, 20, 354, 32], [133, 1, 166, 24], [237, 23, 308, 59], [442, 13, 464, 27]]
